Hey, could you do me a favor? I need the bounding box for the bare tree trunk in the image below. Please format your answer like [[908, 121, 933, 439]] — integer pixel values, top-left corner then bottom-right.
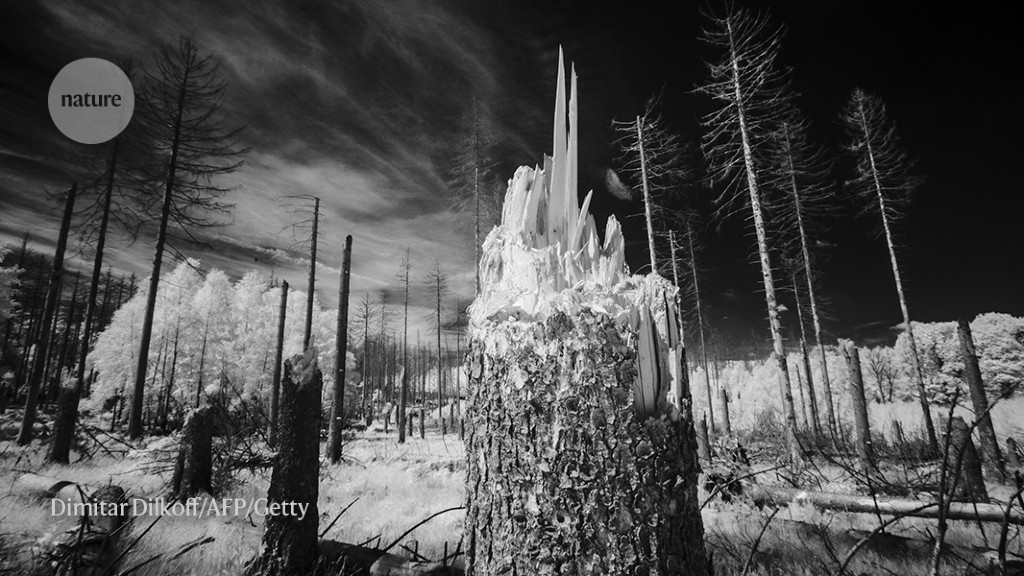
[[171, 406, 213, 498], [249, 350, 322, 576], [328, 236, 352, 463], [719, 384, 731, 435], [304, 197, 320, 351], [956, 318, 1005, 482], [945, 417, 988, 503], [724, 22, 800, 460], [18, 184, 76, 446], [1005, 437, 1020, 470], [791, 271, 822, 437], [696, 415, 713, 465], [841, 341, 876, 476], [465, 312, 709, 575], [195, 312, 210, 408], [269, 280, 288, 447], [793, 361, 808, 430], [636, 117, 658, 274], [853, 102, 937, 453]]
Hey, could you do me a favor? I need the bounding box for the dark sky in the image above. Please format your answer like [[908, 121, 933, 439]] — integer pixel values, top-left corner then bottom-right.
[[1, 0, 1021, 346]]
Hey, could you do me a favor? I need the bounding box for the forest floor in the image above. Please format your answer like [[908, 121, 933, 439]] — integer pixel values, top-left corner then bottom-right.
[[0, 405, 1022, 575]]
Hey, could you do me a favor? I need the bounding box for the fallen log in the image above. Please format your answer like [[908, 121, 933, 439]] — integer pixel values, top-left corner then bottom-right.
[[319, 540, 462, 575], [745, 484, 1024, 525]]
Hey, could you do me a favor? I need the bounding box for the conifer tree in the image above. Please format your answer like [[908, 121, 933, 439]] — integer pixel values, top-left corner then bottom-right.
[[696, 5, 801, 458], [840, 88, 936, 451], [129, 36, 245, 438]]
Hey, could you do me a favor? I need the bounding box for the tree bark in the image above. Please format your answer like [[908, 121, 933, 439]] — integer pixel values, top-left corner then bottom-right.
[[250, 350, 322, 576], [945, 416, 988, 503], [171, 406, 213, 498], [719, 384, 731, 435], [328, 235, 352, 463], [269, 280, 288, 446], [853, 96, 937, 454], [841, 341, 876, 476], [18, 183, 76, 445], [303, 197, 319, 351], [45, 384, 79, 463], [956, 318, 1005, 482], [464, 312, 709, 576], [725, 20, 800, 460], [696, 415, 713, 465], [1005, 437, 1020, 470], [792, 271, 822, 437]]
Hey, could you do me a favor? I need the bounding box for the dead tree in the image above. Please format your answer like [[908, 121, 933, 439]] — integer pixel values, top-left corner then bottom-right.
[[696, 415, 713, 465], [171, 406, 213, 498], [304, 197, 320, 350], [697, 5, 801, 460], [956, 318, 1005, 481], [130, 37, 246, 439], [397, 249, 411, 443], [1005, 437, 1020, 469], [719, 384, 732, 435], [464, 54, 708, 575], [841, 341, 877, 477], [18, 184, 76, 445], [327, 235, 352, 462], [249, 349, 322, 576], [841, 88, 936, 453], [268, 280, 288, 446], [945, 417, 988, 503]]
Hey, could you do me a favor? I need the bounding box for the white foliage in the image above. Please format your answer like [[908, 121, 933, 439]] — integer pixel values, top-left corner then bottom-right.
[[87, 260, 342, 413]]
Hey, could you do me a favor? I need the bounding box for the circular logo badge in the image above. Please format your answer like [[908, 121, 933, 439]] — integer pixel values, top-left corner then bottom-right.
[[48, 58, 135, 145]]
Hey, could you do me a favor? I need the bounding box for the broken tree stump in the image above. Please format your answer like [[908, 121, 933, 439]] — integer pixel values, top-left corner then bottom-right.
[[696, 414, 713, 465], [1005, 437, 1021, 470], [44, 485, 128, 576], [171, 406, 213, 498], [957, 318, 1006, 482], [945, 416, 989, 502], [463, 51, 707, 576], [841, 341, 877, 476], [248, 349, 323, 576]]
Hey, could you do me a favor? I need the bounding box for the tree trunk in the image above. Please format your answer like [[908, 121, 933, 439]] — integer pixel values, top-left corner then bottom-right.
[[855, 98, 937, 453], [249, 350, 322, 576], [792, 271, 822, 437], [636, 117, 658, 275], [725, 23, 800, 460], [945, 416, 988, 503], [740, 484, 1022, 525], [719, 384, 731, 435], [131, 64, 191, 439], [328, 236, 352, 463], [45, 384, 79, 463], [18, 183, 76, 445], [171, 406, 213, 498], [956, 318, 1005, 482], [793, 361, 808, 430], [269, 280, 288, 446], [696, 415, 713, 465], [1005, 437, 1020, 470], [464, 311, 709, 575], [841, 341, 876, 476], [303, 197, 319, 351]]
